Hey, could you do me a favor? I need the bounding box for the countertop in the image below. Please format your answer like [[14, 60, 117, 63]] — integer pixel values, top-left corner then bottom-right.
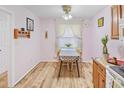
[[94, 57, 124, 87], [94, 57, 115, 68]]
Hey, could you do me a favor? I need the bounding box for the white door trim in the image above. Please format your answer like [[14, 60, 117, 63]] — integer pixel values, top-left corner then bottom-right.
[[0, 7, 15, 87]]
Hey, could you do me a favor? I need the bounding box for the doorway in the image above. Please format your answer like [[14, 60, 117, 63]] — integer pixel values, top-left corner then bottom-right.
[[0, 8, 14, 88]]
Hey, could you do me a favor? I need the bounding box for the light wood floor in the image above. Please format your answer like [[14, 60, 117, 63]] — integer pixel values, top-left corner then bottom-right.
[[0, 62, 93, 88], [0, 71, 8, 88], [15, 62, 93, 88]]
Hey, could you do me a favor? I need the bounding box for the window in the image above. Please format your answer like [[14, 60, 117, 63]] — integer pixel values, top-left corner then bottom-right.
[[55, 23, 82, 50]]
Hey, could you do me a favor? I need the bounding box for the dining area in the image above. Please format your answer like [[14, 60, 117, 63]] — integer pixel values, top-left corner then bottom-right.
[[57, 48, 82, 77], [55, 22, 82, 78]]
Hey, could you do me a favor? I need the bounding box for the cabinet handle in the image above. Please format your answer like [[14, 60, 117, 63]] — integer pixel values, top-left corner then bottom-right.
[[102, 80, 104, 82]]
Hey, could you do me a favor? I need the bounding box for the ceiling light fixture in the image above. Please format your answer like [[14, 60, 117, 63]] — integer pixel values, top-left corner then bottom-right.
[[62, 5, 72, 20]]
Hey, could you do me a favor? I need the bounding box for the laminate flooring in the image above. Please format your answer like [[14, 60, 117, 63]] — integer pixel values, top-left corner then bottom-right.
[[15, 62, 93, 88]]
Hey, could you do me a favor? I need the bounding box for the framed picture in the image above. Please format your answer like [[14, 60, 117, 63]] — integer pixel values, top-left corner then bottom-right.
[[45, 31, 48, 39], [26, 17, 34, 31], [98, 17, 104, 27]]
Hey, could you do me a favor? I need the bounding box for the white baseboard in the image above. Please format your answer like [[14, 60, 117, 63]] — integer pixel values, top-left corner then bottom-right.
[[0, 71, 7, 79], [82, 60, 93, 63], [41, 59, 93, 63], [40, 59, 58, 62], [13, 59, 93, 86], [13, 62, 40, 87], [13, 60, 58, 86]]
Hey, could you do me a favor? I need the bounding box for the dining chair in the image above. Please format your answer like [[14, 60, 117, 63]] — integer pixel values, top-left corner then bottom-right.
[[56, 48, 70, 70], [71, 48, 82, 70]]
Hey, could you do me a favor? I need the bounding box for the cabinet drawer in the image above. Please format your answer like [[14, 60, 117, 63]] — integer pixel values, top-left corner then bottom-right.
[[98, 63, 106, 76]]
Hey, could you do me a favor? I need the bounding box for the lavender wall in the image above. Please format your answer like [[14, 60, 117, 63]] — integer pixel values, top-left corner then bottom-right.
[[40, 18, 56, 61], [39, 19, 92, 62], [1, 5, 123, 86], [90, 6, 123, 59], [2, 6, 43, 84], [82, 20, 94, 61]]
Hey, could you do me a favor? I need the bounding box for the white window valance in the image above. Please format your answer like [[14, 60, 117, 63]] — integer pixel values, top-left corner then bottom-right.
[[55, 23, 82, 51], [56, 24, 81, 38]]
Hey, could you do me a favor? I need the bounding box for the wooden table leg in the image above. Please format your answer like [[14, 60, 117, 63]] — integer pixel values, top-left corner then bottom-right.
[[71, 62, 73, 71], [69, 62, 72, 72], [58, 60, 63, 77], [67, 62, 70, 70], [76, 60, 80, 77]]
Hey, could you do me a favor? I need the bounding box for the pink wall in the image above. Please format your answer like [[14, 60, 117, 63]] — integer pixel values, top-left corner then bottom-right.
[[32, 6, 124, 62], [39, 18, 93, 62], [82, 20, 94, 61], [90, 6, 124, 59], [1, 5, 123, 86], [2, 6, 43, 85], [40, 18, 56, 61]]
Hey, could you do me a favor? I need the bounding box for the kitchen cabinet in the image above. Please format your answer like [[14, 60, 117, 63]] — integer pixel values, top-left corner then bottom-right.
[[111, 5, 120, 39], [120, 5, 124, 18], [93, 61, 99, 87], [93, 59, 106, 88], [120, 5, 124, 38], [98, 72, 106, 88]]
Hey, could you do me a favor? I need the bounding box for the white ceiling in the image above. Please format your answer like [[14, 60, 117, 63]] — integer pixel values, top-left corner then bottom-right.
[[23, 5, 107, 19]]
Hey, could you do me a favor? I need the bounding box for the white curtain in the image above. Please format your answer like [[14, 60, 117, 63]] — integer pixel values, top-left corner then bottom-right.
[[56, 24, 81, 37], [56, 23, 82, 50]]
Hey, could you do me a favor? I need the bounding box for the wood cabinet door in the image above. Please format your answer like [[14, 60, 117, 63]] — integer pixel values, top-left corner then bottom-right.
[[93, 61, 99, 88], [120, 5, 124, 18], [98, 73, 106, 88], [111, 5, 119, 39]]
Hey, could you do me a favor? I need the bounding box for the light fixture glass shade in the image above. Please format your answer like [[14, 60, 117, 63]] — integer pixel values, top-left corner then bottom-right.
[[63, 13, 72, 20], [68, 15, 72, 19]]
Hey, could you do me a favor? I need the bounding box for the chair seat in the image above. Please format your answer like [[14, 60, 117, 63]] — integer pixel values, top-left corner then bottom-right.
[[60, 56, 80, 62]]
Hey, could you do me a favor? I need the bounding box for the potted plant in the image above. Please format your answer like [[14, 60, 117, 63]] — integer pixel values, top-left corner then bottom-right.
[[65, 43, 72, 48], [101, 35, 109, 60]]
